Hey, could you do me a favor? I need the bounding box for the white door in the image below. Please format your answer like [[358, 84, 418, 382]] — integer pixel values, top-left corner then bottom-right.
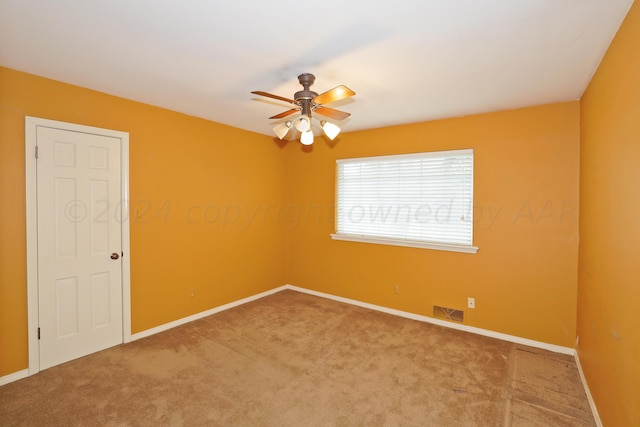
[[36, 126, 124, 369]]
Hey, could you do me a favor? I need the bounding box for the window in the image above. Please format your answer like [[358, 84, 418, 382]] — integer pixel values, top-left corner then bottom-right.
[[331, 149, 477, 254]]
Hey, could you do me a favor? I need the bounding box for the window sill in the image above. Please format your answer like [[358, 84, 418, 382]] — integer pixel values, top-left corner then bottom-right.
[[330, 233, 478, 254]]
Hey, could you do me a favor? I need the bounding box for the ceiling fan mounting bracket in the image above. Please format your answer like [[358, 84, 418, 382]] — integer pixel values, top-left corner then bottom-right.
[[297, 73, 316, 89]]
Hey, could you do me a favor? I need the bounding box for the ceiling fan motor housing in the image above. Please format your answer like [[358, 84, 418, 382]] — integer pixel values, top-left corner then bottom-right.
[[295, 74, 318, 116]]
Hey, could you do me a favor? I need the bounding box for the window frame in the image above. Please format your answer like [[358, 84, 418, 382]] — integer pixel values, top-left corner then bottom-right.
[[331, 149, 478, 254]]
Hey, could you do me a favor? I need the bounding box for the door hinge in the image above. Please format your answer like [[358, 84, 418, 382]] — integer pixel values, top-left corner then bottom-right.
[[35, 146, 39, 159], [37, 327, 41, 340]]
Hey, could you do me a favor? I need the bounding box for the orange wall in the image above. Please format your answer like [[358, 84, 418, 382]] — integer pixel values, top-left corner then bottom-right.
[[578, 1, 640, 425], [0, 67, 287, 376], [0, 67, 583, 379], [285, 102, 580, 347]]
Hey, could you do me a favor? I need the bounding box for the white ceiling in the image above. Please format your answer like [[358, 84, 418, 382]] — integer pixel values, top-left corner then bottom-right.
[[0, 0, 634, 137]]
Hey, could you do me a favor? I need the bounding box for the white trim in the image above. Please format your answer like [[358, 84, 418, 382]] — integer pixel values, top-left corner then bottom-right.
[[330, 233, 479, 254], [130, 286, 288, 341], [25, 118, 39, 375], [120, 132, 132, 343], [0, 369, 29, 386], [575, 350, 603, 427], [283, 284, 575, 355], [134, 283, 574, 355], [336, 148, 474, 164], [25, 116, 131, 374], [2, 283, 579, 386]]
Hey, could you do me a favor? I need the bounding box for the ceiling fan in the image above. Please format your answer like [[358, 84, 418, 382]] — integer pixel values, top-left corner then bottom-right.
[[252, 73, 355, 145]]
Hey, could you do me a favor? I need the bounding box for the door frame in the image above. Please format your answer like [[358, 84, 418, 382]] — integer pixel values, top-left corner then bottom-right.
[[25, 116, 132, 375]]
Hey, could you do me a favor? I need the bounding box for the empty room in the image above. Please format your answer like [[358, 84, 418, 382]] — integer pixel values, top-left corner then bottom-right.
[[0, 1, 638, 426]]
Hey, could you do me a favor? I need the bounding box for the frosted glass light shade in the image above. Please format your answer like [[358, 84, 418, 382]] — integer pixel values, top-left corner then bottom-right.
[[321, 121, 341, 140], [295, 116, 311, 132], [273, 121, 292, 139], [300, 130, 314, 145]]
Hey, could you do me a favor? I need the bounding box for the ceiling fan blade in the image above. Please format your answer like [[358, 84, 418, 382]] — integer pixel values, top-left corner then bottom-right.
[[313, 85, 356, 105], [269, 109, 299, 119], [251, 91, 295, 104], [314, 106, 351, 121]]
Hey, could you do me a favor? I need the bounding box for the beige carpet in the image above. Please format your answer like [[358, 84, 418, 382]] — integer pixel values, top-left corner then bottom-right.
[[0, 290, 595, 426]]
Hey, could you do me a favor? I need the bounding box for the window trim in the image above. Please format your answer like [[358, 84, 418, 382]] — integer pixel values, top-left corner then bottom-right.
[[330, 233, 478, 254], [331, 149, 478, 254]]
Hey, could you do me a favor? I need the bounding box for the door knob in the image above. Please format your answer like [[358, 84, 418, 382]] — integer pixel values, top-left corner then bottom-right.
[[110, 252, 120, 260]]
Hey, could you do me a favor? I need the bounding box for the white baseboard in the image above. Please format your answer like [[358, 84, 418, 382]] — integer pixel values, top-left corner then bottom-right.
[[0, 287, 290, 387], [1, 283, 578, 387], [283, 284, 576, 356], [1, 285, 601, 425], [134, 283, 574, 355], [129, 285, 289, 341], [0, 368, 29, 386], [575, 350, 603, 427]]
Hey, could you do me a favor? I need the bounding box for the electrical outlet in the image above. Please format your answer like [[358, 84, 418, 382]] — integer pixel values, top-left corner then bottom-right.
[[467, 297, 475, 309], [394, 284, 399, 294]]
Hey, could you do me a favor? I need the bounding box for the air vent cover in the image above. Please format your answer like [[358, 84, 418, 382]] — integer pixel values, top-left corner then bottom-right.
[[433, 305, 464, 323]]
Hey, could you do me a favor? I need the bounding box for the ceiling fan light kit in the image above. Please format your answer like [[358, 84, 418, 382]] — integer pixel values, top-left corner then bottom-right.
[[320, 121, 341, 140], [294, 116, 311, 132], [252, 73, 355, 145], [273, 121, 293, 139], [300, 130, 314, 146]]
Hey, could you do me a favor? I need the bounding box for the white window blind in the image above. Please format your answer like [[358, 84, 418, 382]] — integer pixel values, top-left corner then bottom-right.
[[332, 149, 477, 253]]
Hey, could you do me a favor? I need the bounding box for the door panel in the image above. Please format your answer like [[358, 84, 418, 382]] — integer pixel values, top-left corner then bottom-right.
[[55, 276, 79, 338], [37, 126, 123, 370]]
